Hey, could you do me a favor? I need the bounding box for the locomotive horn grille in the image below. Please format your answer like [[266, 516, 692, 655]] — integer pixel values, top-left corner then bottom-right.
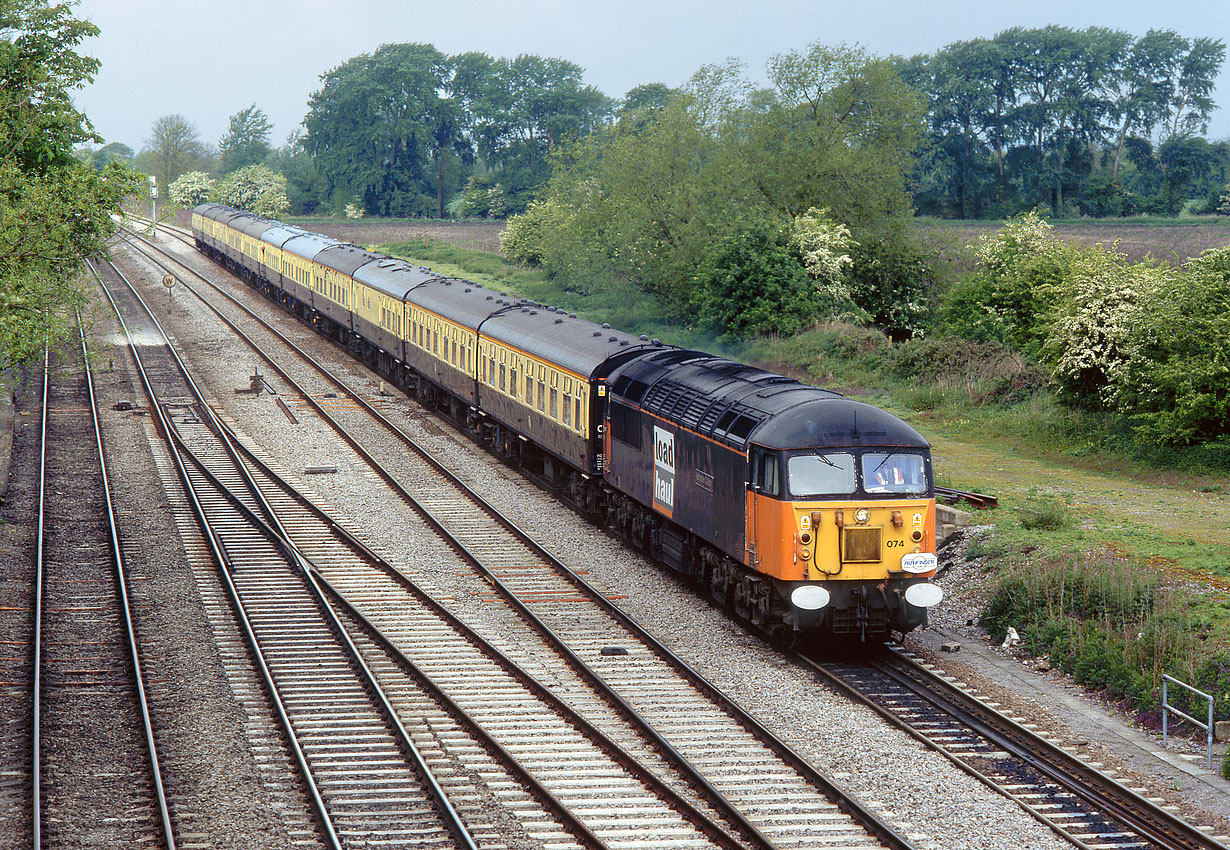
[[843, 527, 882, 562]]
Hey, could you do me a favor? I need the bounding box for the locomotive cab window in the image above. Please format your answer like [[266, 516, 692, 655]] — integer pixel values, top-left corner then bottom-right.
[[861, 452, 928, 495], [787, 452, 857, 497], [751, 449, 780, 497]]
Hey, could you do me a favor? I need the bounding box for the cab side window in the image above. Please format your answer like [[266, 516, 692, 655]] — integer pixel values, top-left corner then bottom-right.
[[752, 449, 780, 496]]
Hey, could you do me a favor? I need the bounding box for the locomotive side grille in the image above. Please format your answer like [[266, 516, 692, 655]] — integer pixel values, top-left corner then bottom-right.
[[843, 527, 882, 562]]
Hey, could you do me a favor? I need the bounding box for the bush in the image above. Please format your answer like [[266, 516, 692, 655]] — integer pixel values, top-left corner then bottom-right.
[[1043, 247, 1167, 411], [845, 232, 937, 339], [940, 211, 1072, 354], [692, 224, 830, 341], [217, 164, 289, 218], [1116, 247, 1230, 447], [168, 171, 214, 209], [501, 199, 569, 267]]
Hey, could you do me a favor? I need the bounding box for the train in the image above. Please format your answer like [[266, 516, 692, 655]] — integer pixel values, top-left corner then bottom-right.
[[191, 202, 943, 642]]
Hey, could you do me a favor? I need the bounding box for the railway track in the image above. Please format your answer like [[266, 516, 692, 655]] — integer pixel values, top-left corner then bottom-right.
[[31, 322, 175, 848], [805, 647, 1229, 850], [133, 218, 1229, 850], [114, 220, 927, 848]]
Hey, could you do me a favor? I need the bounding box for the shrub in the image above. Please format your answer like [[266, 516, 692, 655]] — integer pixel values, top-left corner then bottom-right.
[[789, 207, 855, 310], [168, 171, 214, 209], [218, 164, 289, 218], [844, 232, 937, 340], [940, 211, 1072, 354], [692, 224, 832, 341], [1043, 247, 1169, 411], [1116, 247, 1230, 446], [501, 198, 569, 267]]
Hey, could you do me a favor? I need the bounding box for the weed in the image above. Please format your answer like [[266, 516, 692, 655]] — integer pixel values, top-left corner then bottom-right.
[[1017, 490, 1076, 530]]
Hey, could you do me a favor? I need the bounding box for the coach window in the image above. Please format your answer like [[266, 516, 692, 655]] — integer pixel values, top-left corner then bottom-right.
[[550, 387, 558, 419], [460, 343, 467, 371], [499, 363, 506, 391], [537, 380, 546, 412], [562, 391, 571, 426]]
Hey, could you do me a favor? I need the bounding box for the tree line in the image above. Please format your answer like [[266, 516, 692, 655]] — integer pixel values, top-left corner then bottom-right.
[[898, 26, 1228, 218], [84, 27, 1228, 225]]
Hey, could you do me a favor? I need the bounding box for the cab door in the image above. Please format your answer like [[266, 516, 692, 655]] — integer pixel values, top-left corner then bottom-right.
[[746, 446, 793, 579]]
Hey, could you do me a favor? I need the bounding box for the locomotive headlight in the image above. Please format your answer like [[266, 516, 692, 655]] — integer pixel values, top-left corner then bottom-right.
[[854, 508, 870, 524], [791, 585, 830, 610]]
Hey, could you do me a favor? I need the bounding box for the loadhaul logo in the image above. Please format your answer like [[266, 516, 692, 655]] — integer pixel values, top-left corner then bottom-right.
[[653, 426, 675, 513]]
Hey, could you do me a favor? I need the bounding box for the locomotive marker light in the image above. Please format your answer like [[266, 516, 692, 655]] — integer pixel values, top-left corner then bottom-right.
[[904, 582, 944, 608], [791, 585, 831, 610]]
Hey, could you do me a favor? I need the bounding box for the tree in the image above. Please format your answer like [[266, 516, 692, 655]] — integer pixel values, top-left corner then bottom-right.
[[168, 171, 214, 209], [89, 141, 133, 170], [219, 104, 272, 174], [621, 83, 673, 115], [143, 114, 211, 190], [304, 43, 451, 216], [218, 164, 289, 217], [0, 0, 137, 367], [267, 130, 327, 215], [749, 42, 924, 230], [452, 52, 613, 211]]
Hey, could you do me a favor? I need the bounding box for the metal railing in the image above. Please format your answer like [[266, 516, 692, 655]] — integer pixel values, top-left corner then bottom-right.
[[1161, 673, 1214, 769]]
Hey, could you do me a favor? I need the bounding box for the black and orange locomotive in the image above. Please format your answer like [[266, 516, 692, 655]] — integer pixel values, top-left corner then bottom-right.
[[192, 203, 943, 641]]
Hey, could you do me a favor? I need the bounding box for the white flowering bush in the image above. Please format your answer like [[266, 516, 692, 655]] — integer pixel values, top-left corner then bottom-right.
[[1043, 247, 1164, 410], [168, 171, 214, 209], [974, 209, 1058, 271], [344, 201, 365, 219], [218, 164, 289, 218], [789, 207, 856, 309], [941, 210, 1072, 353], [1116, 247, 1230, 446]]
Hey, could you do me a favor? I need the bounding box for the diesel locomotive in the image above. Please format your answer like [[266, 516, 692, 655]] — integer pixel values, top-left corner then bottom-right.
[[191, 202, 943, 641]]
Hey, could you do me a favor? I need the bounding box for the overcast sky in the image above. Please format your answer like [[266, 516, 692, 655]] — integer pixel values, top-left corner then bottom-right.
[[72, 0, 1230, 153]]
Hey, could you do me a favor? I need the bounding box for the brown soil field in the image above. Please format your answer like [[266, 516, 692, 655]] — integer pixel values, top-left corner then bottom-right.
[[290, 218, 505, 252], [917, 219, 1230, 267]]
